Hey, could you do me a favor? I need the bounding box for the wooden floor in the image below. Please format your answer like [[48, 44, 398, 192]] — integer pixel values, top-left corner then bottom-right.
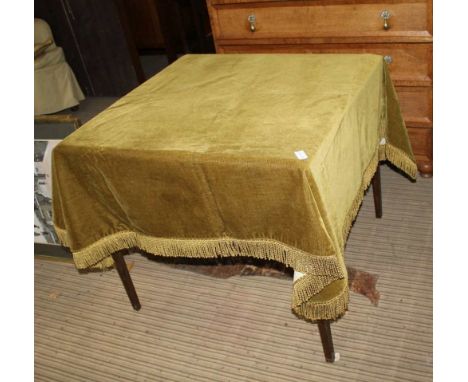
[[35, 165, 432, 382]]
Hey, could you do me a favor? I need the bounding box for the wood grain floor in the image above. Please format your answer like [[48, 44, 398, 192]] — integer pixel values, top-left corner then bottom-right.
[[35, 165, 432, 382]]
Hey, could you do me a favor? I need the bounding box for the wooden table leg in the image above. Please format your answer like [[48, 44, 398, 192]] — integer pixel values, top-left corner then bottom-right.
[[111, 252, 141, 311], [371, 165, 383, 218], [317, 320, 335, 362]]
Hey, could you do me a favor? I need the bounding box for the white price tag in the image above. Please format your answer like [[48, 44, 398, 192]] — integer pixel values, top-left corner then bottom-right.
[[294, 150, 308, 160]]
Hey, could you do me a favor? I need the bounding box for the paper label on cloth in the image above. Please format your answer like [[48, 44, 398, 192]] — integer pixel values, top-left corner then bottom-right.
[[293, 270, 305, 282], [380, 137, 387, 145], [294, 150, 308, 160]]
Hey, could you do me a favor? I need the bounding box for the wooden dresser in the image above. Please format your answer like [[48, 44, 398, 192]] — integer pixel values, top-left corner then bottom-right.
[[206, 0, 433, 176]]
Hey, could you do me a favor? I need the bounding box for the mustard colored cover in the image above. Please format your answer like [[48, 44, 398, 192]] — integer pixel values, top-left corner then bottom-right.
[[52, 54, 416, 321]]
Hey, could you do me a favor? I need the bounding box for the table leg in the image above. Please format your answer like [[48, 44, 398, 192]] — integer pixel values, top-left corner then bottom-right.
[[371, 165, 383, 218], [317, 320, 336, 362], [111, 252, 141, 311]]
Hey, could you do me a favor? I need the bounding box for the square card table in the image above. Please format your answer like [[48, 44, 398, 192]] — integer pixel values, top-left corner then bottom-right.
[[52, 54, 417, 362]]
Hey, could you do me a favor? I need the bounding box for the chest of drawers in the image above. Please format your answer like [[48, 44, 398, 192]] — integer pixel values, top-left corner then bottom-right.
[[206, 0, 433, 176]]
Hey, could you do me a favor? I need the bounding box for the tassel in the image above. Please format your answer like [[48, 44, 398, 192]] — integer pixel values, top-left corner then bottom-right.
[[292, 285, 349, 321], [384, 144, 418, 179], [56, 228, 349, 320]]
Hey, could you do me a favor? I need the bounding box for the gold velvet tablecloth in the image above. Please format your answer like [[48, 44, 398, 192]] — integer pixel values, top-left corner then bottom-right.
[[52, 54, 416, 321]]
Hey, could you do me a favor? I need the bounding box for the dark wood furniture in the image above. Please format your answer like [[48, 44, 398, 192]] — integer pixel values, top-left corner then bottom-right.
[[206, 0, 433, 176], [122, 0, 215, 64], [112, 251, 142, 311], [371, 166, 383, 218], [317, 320, 336, 363], [155, 0, 216, 63], [122, 0, 166, 50], [35, 0, 145, 96]]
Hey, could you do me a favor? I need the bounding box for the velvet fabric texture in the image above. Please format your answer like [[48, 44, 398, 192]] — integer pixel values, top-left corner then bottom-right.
[[52, 54, 416, 320]]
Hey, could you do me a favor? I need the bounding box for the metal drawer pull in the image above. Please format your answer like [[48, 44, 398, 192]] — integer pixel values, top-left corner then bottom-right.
[[380, 10, 391, 30], [384, 55, 393, 64], [248, 14, 256, 32]]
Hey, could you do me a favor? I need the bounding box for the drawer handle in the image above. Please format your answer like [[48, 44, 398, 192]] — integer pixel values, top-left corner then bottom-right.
[[384, 55, 393, 64], [380, 10, 392, 30], [247, 14, 256, 32]]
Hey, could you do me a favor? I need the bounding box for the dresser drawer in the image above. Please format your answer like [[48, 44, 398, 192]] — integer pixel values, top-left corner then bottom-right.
[[212, 1, 431, 41], [407, 126, 432, 156], [396, 86, 432, 127], [220, 43, 432, 85]]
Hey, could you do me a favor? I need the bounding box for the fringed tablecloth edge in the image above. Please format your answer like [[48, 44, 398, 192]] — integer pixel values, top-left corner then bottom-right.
[[341, 142, 417, 246], [341, 149, 380, 245], [292, 284, 349, 321], [53, 227, 347, 320], [380, 143, 418, 180]]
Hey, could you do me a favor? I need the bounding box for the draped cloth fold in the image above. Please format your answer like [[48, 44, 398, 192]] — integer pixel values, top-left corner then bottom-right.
[[52, 54, 416, 321]]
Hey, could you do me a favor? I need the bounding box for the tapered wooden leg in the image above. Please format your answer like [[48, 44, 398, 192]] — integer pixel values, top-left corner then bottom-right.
[[317, 320, 335, 362], [111, 252, 141, 311], [371, 166, 383, 218]]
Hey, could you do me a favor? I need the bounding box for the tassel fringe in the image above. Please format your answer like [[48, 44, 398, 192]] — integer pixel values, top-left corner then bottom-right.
[[55, 226, 70, 248], [293, 285, 349, 321], [341, 149, 380, 245], [340, 140, 417, 246], [54, 227, 347, 320], [292, 273, 344, 307], [66, 232, 343, 275], [384, 143, 418, 179]]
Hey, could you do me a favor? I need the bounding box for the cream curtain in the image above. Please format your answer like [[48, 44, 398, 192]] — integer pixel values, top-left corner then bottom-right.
[[34, 18, 85, 115]]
